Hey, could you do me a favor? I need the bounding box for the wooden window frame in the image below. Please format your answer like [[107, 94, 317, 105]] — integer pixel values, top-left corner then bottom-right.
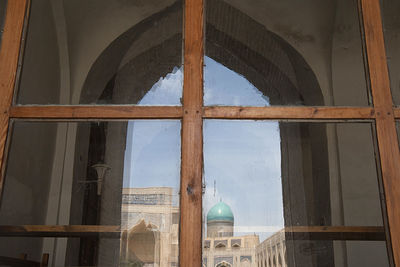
[[0, 0, 400, 266]]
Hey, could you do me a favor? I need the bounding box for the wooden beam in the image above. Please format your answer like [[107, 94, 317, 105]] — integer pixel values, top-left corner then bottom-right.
[[285, 226, 383, 233], [40, 254, 49, 267], [361, 0, 400, 264], [0, 256, 40, 267], [204, 106, 375, 120], [9, 105, 183, 119], [0, 225, 384, 240], [10, 105, 378, 120], [285, 226, 385, 241], [0, 225, 121, 237], [0, 0, 27, 197], [179, 0, 203, 265]]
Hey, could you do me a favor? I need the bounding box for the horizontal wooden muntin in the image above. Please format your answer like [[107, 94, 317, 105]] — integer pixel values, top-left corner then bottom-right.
[[9, 105, 377, 120], [0, 225, 121, 238], [286, 226, 385, 241], [0, 225, 384, 241], [0, 256, 41, 267], [9, 105, 183, 119], [204, 106, 375, 119]]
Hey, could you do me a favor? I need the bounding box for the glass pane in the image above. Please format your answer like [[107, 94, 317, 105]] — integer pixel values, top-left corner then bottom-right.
[[15, 0, 183, 105], [0, 0, 7, 48], [0, 120, 181, 266], [203, 120, 390, 267], [381, 0, 400, 106], [204, 0, 369, 106]]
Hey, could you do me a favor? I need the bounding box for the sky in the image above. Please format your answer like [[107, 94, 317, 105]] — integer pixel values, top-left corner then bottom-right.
[[122, 57, 284, 241]]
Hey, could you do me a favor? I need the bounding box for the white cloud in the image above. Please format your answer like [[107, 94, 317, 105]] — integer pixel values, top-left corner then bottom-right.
[[139, 67, 183, 105]]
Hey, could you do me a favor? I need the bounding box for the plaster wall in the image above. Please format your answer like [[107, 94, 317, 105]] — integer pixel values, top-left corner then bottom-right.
[[216, 0, 367, 106]]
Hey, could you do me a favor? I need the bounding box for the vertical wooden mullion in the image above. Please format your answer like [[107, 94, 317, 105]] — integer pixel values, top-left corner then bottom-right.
[[0, 0, 27, 193], [361, 0, 400, 264], [179, 0, 204, 265]]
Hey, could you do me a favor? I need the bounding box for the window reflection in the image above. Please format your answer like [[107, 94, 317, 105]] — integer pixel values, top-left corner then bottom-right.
[[203, 120, 284, 267], [0, 0, 7, 49], [203, 121, 390, 267], [204, 57, 270, 106], [205, 0, 369, 106], [0, 120, 181, 266], [382, 0, 400, 105], [15, 0, 183, 105], [120, 120, 181, 266]]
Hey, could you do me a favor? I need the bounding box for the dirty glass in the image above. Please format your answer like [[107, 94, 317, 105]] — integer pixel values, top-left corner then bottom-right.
[[202, 120, 390, 267], [204, 0, 370, 106], [0, 0, 7, 49], [381, 0, 400, 106], [0, 120, 181, 266], [15, 0, 183, 105]]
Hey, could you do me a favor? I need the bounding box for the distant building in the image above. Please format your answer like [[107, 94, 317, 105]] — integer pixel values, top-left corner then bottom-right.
[[120, 187, 179, 267], [203, 201, 286, 267], [119, 188, 286, 267], [256, 230, 286, 267]]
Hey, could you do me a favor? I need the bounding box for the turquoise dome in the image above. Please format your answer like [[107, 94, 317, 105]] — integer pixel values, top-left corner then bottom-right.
[[207, 201, 234, 222]]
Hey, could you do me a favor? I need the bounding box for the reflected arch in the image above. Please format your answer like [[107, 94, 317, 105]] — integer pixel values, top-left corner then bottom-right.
[[216, 261, 232, 267], [73, 0, 332, 266]]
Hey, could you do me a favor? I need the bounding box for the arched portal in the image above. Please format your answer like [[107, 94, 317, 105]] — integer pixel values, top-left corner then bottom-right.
[[80, 0, 322, 106], [125, 220, 160, 265], [216, 261, 232, 267], [74, 0, 331, 266]]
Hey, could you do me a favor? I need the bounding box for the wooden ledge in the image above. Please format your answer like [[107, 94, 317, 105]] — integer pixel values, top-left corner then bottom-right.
[[9, 105, 183, 119], [203, 106, 375, 120], [8, 106, 377, 120], [0, 225, 385, 240], [0, 225, 121, 238]]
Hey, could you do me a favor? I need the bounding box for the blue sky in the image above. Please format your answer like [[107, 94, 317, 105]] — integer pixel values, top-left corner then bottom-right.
[[122, 57, 284, 240]]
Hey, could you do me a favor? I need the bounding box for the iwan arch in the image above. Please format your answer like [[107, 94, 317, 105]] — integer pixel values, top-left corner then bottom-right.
[[0, 0, 389, 266]]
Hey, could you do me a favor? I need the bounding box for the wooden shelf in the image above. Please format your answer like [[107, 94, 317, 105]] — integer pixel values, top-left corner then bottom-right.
[[203, 106, 375, 120], [0, 225, 385, 240], [9, 105, 183, 119], [0, 256, 40, 267], [284, 226, 385, 241], [0, 225, 121, 238]]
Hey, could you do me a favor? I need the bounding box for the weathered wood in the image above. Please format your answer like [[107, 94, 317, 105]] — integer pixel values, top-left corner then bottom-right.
[[204, 106, 375, 120], [0, 0, 27, 197], [179, 0, 204, 265], [361, 0, 400, 264], [0, 225, 384, 240], [10, 105, 378, 120], [0, 256, 40, 267], [286, 226, 385, 241], [286, 226, 384, 233], [40, 254, 49, 267], [0, 225, 121, 237], [10, 105, 183, 119]]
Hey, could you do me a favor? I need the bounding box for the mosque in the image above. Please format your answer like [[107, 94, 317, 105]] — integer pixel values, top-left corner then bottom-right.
[[203, 201, 286, 267], [119, 187, 286, 267]]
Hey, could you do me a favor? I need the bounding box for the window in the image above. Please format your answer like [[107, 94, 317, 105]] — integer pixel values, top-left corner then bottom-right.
[[0, 0, 399, 266]]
